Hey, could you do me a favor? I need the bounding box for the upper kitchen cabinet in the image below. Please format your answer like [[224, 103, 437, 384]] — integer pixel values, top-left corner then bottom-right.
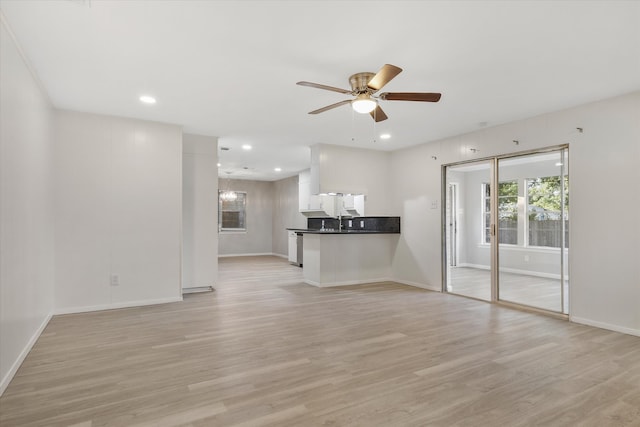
[[340, 194, 365, 217], [299, 169, 363, 216], [299, 169, 336, 217], [299, 169, 312, 211]]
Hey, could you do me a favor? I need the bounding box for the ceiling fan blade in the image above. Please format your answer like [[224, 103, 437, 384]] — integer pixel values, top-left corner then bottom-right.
[[370, 105, 388, 122], [308, 99, 352, 115], [380, 92, 442, 102], [297, 81, 352, 94], [367, 64, 403, 92]]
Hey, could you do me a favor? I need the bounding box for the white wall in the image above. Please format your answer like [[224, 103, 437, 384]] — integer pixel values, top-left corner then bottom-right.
[[54, 110, 183, 313], [311, 143, 391, 215], [218, 179, 274, 256], [0, 17, 55, 395], [272, 175, 306, 256], [390, 91, 640, 335], [182, 134, 218, 289]]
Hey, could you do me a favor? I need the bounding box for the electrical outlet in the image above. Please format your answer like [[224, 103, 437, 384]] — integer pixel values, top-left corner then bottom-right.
[[110, 274, 120, 286], [524, 255, 530, 262], [431, 200, 438, 209]]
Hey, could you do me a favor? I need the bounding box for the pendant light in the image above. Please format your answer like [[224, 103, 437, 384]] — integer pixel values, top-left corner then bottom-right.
[[220, 171, 237, 202]]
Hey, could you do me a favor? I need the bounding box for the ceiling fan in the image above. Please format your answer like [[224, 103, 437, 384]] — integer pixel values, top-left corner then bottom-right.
[[297, 64, 441, 122]]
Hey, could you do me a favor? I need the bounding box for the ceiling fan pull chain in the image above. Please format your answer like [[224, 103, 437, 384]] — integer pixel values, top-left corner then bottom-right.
[[351, 107, 355, 142], [372, 109, 377, 143]]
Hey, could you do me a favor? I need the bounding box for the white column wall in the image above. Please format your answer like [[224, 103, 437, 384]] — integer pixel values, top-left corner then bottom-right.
[[0, 17, 55, 395], [182, 134, 218, 289], [54, 110, 183, 313], [390, 91, 640, 335]]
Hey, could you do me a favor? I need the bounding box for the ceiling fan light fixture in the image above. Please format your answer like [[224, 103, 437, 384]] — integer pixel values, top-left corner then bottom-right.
[[351, 94, 377, 114]]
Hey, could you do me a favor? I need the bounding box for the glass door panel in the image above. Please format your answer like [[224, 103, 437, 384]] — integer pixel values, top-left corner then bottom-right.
[[444, 160, 493, 301], [496, 149, 569, 313]]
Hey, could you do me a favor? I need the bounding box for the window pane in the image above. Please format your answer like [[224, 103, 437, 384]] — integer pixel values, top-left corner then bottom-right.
[[221, 211, 241, 228], [483, 181, 517, 244], [527, 176, 568, 248], [482, 183, 493, 243], [498, 181, 518, 244], [219, 191, 246, 230]]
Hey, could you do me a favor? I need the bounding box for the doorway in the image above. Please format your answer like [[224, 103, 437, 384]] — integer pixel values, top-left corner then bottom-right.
[[443, 147, 569, 315]]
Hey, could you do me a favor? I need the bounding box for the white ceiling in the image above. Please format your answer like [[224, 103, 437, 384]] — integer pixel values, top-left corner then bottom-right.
[[2, 0, 639, 180]]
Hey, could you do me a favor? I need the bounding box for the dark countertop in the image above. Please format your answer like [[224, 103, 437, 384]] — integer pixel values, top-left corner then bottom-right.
[[286, 228, 400, 235]]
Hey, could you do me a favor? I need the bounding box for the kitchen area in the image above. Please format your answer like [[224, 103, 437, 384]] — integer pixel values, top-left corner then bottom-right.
[[218, 143, 401, 288], [287, 168, 401, 287]]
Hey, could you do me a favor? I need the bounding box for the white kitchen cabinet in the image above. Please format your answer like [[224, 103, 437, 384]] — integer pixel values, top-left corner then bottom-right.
[[307, 194, 321, 210], [340, 194, 365, 216], [298, 170, 337, 217], [303, 194, 336, 216], [322, 195, 337, 216], [298, 170, 311, 211]]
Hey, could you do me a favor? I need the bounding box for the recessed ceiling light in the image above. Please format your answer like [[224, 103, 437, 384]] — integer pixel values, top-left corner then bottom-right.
[[217, 163, 221, 167], [242, 144, 252, 151], [274, 167, 282, 172], [380, 133, 391, 140], [139, 95, 156, 104]]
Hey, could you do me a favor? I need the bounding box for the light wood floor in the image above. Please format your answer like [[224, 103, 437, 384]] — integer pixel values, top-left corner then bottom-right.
[[1, 256, 639, 426]]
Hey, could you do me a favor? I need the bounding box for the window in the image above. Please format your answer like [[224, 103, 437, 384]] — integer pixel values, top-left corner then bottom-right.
[[219, 191, 246, 231], [527, 176, 569, 248], [482, 181, 518, 244]]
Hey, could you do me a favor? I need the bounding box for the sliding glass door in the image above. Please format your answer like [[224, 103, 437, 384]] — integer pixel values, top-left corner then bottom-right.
[[443, 147, 569, 315], [497, 149, 569, 313], [444, 160, 493, 301]]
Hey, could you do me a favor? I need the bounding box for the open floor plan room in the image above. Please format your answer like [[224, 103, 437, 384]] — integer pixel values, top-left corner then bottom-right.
[[1, 256, 639, 426]]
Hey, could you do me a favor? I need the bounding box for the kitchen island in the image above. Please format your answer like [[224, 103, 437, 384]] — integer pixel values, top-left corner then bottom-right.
[[288, 217, 400, 287]]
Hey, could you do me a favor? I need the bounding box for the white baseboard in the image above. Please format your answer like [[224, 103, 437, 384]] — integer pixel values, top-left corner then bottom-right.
[[1, 312, 52, 397], [458, 263, 490, 270], [218, 252, 282, 258], [304, 277, 392, 288], [54, 296, 183, 315], [182, 286, 214, 294], [391, 278, 441, 292], [570, 316, 640, 337]]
